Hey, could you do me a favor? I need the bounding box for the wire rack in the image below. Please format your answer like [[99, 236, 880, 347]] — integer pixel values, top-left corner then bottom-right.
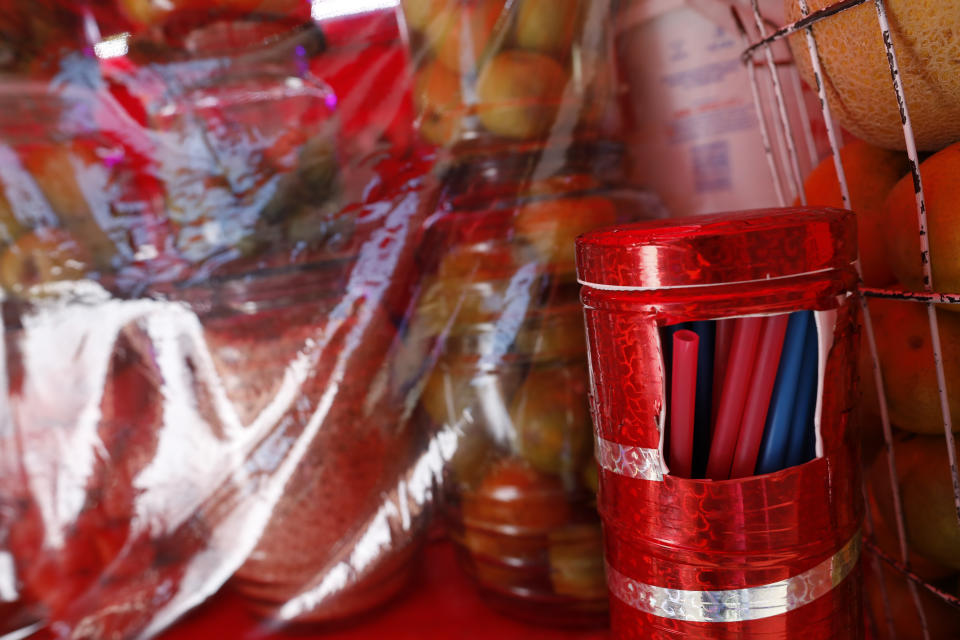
[[736, 1, 960, 638]]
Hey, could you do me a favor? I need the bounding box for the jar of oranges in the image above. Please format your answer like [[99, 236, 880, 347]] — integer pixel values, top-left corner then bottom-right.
[[401, 0, 618, 151], [406, 142, 664, 626]]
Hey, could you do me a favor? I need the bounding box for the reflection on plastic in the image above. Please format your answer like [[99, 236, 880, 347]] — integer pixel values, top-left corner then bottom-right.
[[0, 4, 451, 637], [93, 33, 130, 60], [311, 0, 400, 22]]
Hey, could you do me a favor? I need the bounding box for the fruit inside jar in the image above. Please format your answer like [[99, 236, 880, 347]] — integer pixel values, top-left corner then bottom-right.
[[401, 0, 618, 152], [402, 144, 662, 625], [422, 334, 606, 625], [409, 193, 606, 625]]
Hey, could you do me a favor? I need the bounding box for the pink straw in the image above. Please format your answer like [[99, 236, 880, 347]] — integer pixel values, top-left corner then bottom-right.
[[730, 314, 789, 479], [712, 318, 736, 426], [705, 317, 764, 480], [669, 330, 699, 478]]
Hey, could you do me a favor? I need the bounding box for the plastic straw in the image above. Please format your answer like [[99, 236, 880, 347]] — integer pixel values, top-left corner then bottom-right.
[[669, 330, 699, 478], [689, 321, 715, 478], [662, 323, 687, 430], [730, 314, 789, 479], [755, 311, 812, 475], [712, 318, 735, 426], [706, 317, 764, 480], [787, 318, 819, 467]]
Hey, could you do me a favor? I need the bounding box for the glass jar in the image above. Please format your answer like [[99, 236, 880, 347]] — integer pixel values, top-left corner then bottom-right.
[[428, 309, 607, 626], [400, 0, 618, 153], [406, 143, 664, 627]]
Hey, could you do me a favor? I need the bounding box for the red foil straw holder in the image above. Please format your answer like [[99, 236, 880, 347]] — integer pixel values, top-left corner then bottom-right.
[[576, 208, 863, 639]]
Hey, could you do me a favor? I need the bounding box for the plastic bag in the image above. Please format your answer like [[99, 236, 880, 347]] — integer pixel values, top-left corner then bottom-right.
[[0, 4, 447, 638], [0, 0, 645, 636]]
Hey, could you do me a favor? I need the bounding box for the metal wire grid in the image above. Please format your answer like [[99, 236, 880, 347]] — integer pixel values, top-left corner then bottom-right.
[[735, 1, 960, 638]]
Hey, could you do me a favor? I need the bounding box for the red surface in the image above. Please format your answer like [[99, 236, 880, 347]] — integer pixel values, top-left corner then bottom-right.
[[577, 209, 863, 638], [162, 539, 610, 640], [575, 207, 856, 289]]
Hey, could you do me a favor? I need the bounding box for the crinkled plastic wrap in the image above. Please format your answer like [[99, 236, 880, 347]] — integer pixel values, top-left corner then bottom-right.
[[576, 209, 864, 639], [0, 4, 442, 639], [0, 0, 639, 637]]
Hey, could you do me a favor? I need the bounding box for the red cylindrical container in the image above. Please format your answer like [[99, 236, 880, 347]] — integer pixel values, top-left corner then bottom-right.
[[575, 207, 863, 639]]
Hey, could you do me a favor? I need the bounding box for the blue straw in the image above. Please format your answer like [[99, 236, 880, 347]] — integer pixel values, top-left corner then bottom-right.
[[689, 321, 715, 478], [755, 311, 811, 475], [785, 318, 819, 468]]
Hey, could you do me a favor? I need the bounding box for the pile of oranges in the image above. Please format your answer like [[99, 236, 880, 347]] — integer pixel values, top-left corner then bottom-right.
[[787, 1, 960, 637]]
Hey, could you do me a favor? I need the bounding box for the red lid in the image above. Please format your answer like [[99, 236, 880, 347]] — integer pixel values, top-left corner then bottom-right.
[[575, 207, 856, 290]]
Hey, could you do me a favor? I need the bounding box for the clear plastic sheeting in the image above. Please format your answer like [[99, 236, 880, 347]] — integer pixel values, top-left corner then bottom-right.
[[0, 0, 634, 636], [0, 3, 447, 638]]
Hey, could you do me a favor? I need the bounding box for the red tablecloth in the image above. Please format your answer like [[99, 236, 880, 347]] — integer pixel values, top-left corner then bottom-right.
[[161, 540, 611, 640]]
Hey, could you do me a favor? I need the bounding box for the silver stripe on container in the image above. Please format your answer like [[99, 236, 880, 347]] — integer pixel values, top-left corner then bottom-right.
[[595, 436, 663, 482], [607, 531, 861, 623]]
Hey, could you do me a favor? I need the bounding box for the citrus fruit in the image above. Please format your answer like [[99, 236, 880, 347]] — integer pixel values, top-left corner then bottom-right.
[[510, 364, 591, 476], [867, 443, 957, 581], [786, 0, 960, 151], [547, 524, 605, 600], [430, 0, 504, 75], [476, 50, 568, 140], [800, 140, 908, 286], [884, 141, 960, 296], [515, 0, 580, 58], [413, 60, 464, 146], [401, 0, 450, 32], [868, 433, 960, 570], [898, 437, 960, 569], [514, 195, 616, 274], [860, 298, 960, 434], [864, 554, 960, 640], [462, 458, 572, 532]]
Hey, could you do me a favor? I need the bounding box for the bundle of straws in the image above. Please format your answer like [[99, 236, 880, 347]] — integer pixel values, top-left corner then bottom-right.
[[663, 311, 818, 480]]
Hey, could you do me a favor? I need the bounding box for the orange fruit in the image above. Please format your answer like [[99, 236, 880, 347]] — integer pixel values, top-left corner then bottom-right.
[[866, 436, 958, 581], [800, 140, 908, 286], [863, 555, 960, 640], [413, 60, 464, 146], [476, 50, 568, 140], [547, 524, 605, 600], [514, 195, 616, 273], [896, 436, 960, 570], [515, 0, 580, 58], [513, 307, 587, 363], [786, 0, 960, 151], [509, 364, 591, 476], [401, 0, 451, 33], [861, 298, 960, 434], [884, 142, 960, 297], [462, 458, 572, 532], [867, 434, 960, 570], [430, 0, 505, 74]]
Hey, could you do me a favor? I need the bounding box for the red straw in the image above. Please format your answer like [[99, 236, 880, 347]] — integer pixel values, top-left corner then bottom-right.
[[705, 317, 764, 480], [729, 314, 789, 479], [669, 329, 699, 478], [711, 318, 735, 426]]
